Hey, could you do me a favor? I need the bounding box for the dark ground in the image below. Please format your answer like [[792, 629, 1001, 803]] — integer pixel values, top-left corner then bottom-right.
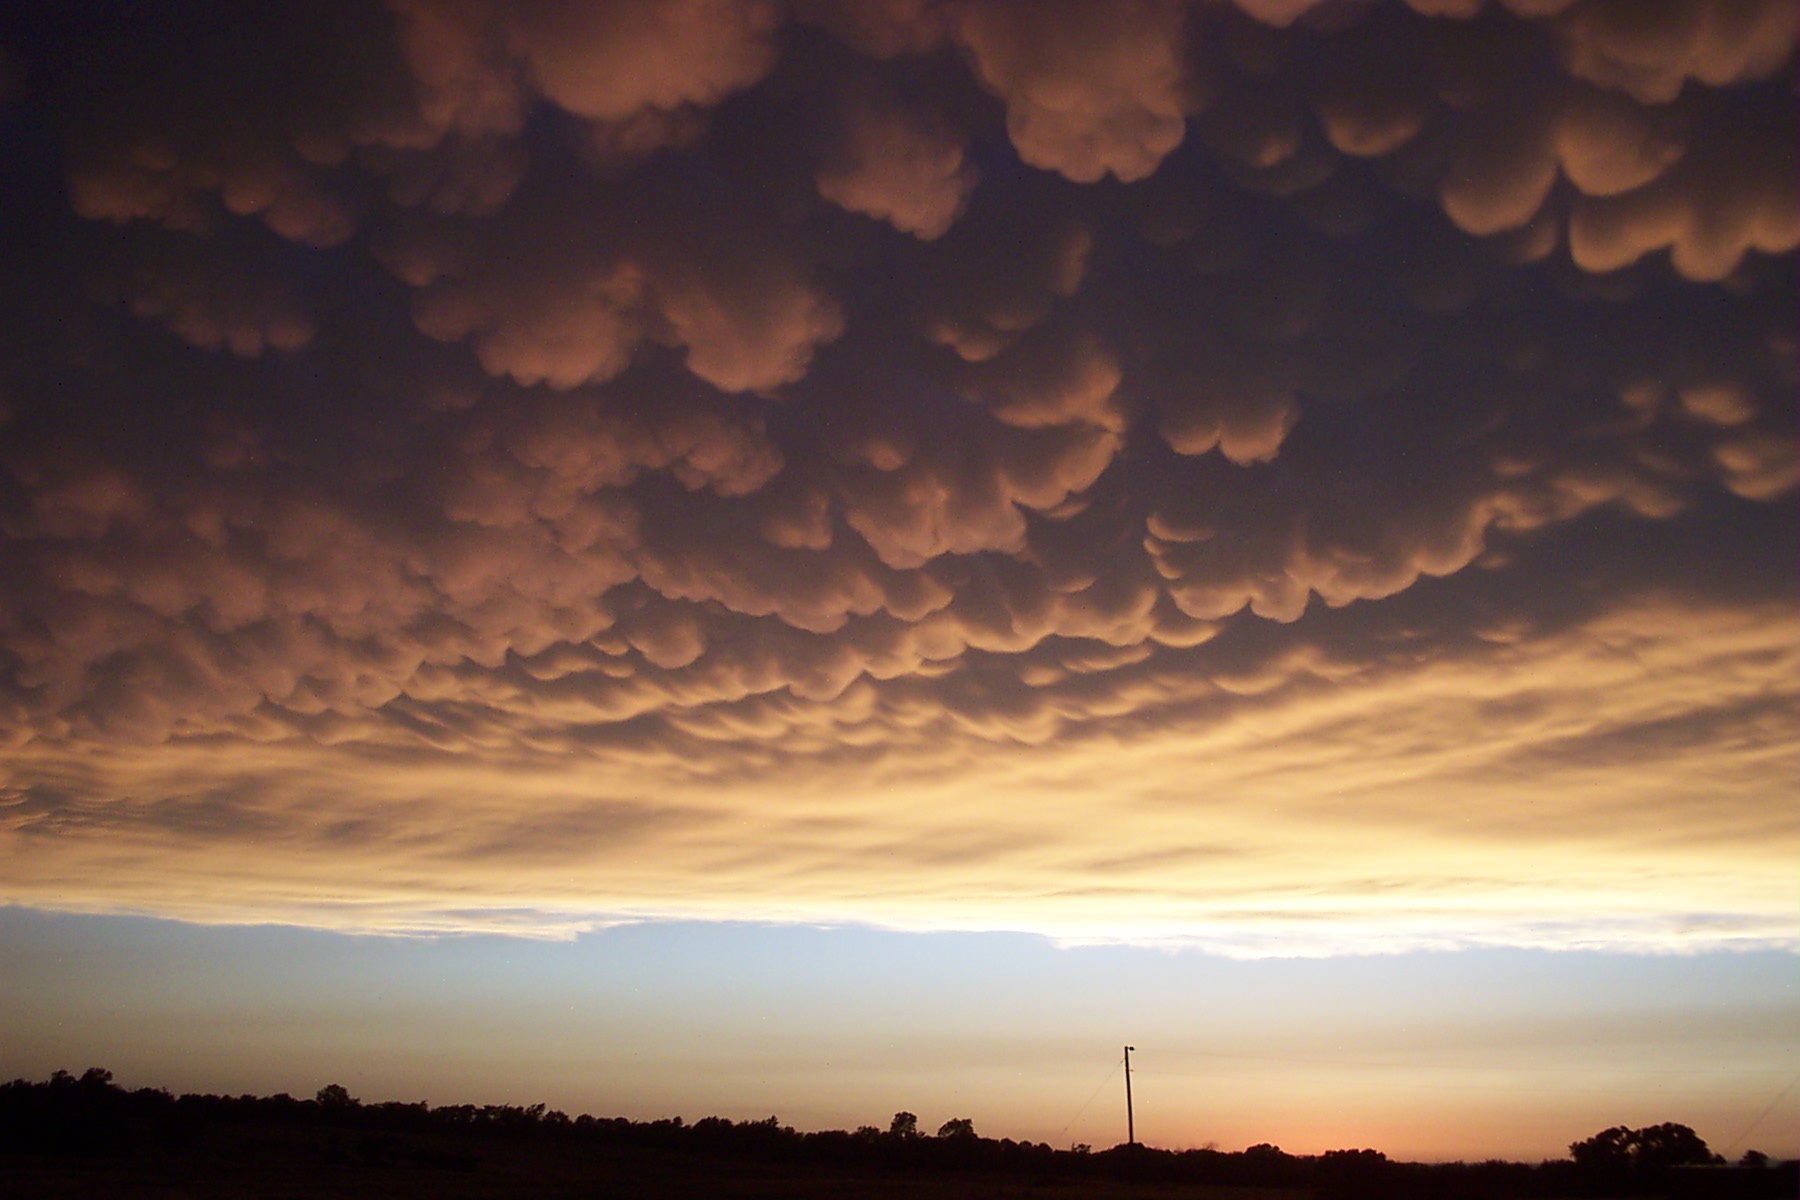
[[4, 1075, 1789, 1200], [2, 1126, 1310, 1200]]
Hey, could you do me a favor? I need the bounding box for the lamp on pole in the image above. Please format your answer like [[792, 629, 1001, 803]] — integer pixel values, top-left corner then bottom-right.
[[1123, 1046, 1135, 1146]]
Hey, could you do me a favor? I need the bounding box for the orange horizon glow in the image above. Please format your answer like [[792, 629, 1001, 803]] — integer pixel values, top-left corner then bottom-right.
[[3, 912, 1795, 1162]]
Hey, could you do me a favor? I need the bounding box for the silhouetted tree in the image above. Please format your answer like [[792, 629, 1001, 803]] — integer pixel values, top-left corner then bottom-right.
[[1570, 1123, 1722, 1195], [315, 1083, 357, 1108], [5, 1067, 131, 1156], [1630, 1123, 1721, 1171], [1316, 1147, 1393, 1200], [888, 1111, 918, 1138], [937, 1117, 975, 1138], [1571, 1123, 1717, 1171]]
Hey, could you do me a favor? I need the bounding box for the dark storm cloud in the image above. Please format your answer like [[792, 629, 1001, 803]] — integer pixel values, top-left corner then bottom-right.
[[0, 0, 1792, 947]]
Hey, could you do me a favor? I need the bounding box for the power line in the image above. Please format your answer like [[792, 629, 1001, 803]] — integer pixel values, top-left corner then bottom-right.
[[1057, 1056, 1122, 1146], [1719, 1071, 1799, 1157]]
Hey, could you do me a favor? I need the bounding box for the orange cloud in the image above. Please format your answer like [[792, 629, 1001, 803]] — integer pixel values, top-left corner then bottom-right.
[[954, 0, 1197, 183], [816, 83, 980, 239], [0, 0, 1792, 956], [396, 173, 843, 392], [1552, 0, 1798, 104]]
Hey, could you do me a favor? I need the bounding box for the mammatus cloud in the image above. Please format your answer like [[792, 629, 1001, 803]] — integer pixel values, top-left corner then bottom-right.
[[0, 0, 1793, 952], [954, 0, 1197, 183], [816, 99, 978, 239]]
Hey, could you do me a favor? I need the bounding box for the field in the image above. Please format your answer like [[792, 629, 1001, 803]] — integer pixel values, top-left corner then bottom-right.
[[3, 1125, 1311, 1200]]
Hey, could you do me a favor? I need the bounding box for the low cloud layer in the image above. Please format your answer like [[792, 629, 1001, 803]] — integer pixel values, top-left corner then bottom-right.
[[0, 0, 1793, 952]]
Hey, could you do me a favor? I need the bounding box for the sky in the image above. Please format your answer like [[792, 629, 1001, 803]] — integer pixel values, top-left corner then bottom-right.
[[0, 0, 1795, 1163]]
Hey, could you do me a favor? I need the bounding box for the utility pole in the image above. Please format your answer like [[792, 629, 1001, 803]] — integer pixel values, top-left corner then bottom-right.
[[1123, 1045, 1135, 1146]]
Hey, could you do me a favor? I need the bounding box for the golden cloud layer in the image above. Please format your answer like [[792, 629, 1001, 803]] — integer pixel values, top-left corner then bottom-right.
[[0, 0, 1793, 951], [3, 596, 1792, 953]]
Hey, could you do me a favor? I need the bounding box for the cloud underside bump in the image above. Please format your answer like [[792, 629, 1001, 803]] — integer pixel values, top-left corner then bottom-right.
[[0, 0, 1794, 951]]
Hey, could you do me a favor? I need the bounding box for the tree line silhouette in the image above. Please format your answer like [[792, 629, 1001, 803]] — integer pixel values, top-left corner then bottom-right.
[[2, 1068, 1791, 1199]]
